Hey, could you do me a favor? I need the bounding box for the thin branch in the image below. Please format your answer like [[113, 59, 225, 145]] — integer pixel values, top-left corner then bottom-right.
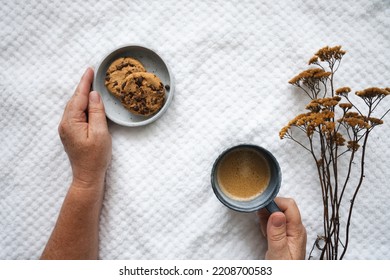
[[285, 134, 312, 153], [340, 130, 370, 259]]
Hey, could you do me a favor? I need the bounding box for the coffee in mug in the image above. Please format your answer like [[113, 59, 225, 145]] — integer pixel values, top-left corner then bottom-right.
[[216, 148, 270, 201], [211, 144, 281, 213]]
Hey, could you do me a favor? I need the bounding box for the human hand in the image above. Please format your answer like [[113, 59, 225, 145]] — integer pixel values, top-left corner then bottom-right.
[[258, 197, 307, 260], [58, 67, 112, 186]]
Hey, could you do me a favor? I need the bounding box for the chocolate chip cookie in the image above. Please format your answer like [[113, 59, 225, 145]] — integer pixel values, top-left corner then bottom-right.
[[104, 57, 146, 98], [120, 72, 165, 116]]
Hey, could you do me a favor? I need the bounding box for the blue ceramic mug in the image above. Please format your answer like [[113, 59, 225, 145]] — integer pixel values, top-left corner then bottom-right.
[[211, 144, 282, 213]]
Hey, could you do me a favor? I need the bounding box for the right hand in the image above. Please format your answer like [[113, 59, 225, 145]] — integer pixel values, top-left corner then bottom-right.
[[258, 197, 307, 260], [58, 68, 112, 186]]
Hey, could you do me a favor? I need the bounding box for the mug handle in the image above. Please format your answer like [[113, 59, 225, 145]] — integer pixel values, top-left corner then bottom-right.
[[265, 200, 282, 213]]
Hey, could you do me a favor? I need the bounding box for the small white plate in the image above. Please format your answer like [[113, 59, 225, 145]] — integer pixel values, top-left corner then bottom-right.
[[93, 45, 174, 127]]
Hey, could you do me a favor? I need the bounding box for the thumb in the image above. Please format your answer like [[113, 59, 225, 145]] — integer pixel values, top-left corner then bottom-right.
[[266, 212, 290, 259], [88, 91, 108, 134]]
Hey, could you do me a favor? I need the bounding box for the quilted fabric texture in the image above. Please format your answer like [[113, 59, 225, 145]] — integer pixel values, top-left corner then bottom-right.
[[0, 0, 389, 259]]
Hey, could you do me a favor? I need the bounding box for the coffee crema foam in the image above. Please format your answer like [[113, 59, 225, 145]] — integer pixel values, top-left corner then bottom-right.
[[216, 148, 270, 201]]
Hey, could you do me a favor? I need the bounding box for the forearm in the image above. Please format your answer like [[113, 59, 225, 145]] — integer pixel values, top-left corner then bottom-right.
[[40, 177, 105, 260]]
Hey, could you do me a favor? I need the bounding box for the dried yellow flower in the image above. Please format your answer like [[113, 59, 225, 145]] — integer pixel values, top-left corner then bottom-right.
[[320, 110, 335, 119], [321, 121, 335, 134], [312, 97, 341, 108], [294, 113, 311, 126], [335, 132, 346, 146], [315, 45, 346, 62], [356, 87, 389, 98], [368, 117, 384, 125], [280, 113, 311, 139], [289, 68, 331, 85], [344, 112, 359, 118], [307, 125, 315, 137], [340, 115, 370, 129], [347, 140, 360, 151], [333, 96, 342, 101], [308, 55, 319, 65], [306, 100, 321, 112], [339, 103, 353, 110], [279, 126, 289, 139], [336, 87, 351, 97], [323, 99, 339, 107]]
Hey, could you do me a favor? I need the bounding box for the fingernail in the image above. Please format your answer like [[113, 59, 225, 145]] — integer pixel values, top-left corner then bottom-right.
[[83, 67, 94, 77], [83, 67, 91, 75], [89, 91, 100, 103], [272, 214, 286, 228]]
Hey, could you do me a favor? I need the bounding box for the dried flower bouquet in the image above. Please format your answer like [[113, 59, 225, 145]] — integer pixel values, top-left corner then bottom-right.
[[280, 46, 389, 259]]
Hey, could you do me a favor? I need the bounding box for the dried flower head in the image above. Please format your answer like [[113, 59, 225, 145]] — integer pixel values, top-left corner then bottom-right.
[[356, 87, 389, 99], [289, 68, 331, 86], [339, 114, 370, 130], [339, 103, 353, 110], [306, 100, 321, 112], [336, 87, 351, 97], [315, 45, 346, 62], [318, 96, 341, 108], [308, 55, 319, 65], [334, 132, 346, 146], [321, 121, 336, 134], [368, 117, 384, 126], [279, 113, 309, 139], [279, 126, 289, 139], [347, 140, 360, 151], [344, 112, 359, 118], [281, 110, 337, 139], [307, 97, 341, 111]]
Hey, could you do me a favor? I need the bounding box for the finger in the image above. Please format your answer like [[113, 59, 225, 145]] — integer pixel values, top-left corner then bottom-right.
[[266, 212, 290, 259], [274, 197, 304, 234], [88, 91, 108, 136], [74, 67, 94, 99], [67, 67, 95, 119], [257, 209, 270, 237]]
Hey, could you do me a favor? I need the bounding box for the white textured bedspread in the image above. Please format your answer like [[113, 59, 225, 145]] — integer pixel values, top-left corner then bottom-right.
[[0, 0, 389, 259]]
